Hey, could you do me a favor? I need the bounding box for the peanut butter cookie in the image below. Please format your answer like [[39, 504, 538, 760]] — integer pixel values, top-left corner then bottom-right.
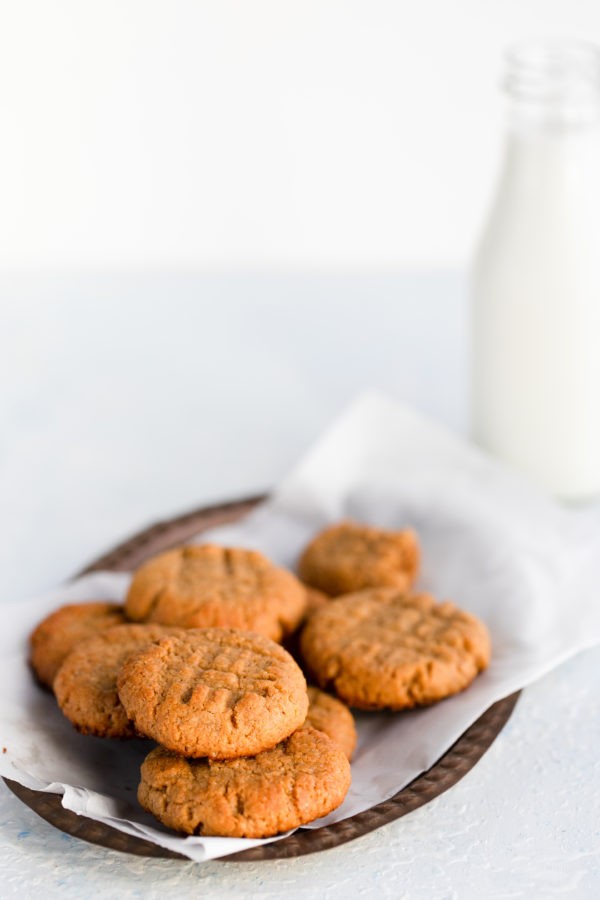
[[298, 521, 420, 596], [117, 627, 309, 758], [303, 686, 357, 760], [54, 623, 181, 738], [300, 588, 491, 710], [29, 601, 126, 689], [138, 727, 351, 837], [125, 544, 307, 642]]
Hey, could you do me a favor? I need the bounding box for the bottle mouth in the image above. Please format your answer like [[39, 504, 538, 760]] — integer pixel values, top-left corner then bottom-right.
[[504, 39, 600, 125]]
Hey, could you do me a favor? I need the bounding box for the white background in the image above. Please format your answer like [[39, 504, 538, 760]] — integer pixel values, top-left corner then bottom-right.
[[1, 0, 599, 270]]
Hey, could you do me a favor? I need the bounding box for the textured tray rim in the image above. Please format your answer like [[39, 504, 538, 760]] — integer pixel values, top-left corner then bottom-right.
[[4, 495, 520, 862]]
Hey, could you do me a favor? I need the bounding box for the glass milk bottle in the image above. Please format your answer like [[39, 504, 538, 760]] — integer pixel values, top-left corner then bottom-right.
[[472, 41, 600, 500]]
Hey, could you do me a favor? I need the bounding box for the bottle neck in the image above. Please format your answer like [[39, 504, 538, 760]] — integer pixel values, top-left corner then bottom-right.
[[504, 40, 600, 136]]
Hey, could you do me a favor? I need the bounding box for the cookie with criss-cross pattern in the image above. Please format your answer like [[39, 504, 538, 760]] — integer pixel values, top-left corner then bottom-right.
[[300, 588, 490, 710], [54, 623, 183, 738], [302, 686, 357, 760], [125, 544, 307, 642], [138, 727, 351, 837], [117, 627, 309, 758], [29, 601, 127, 689], [298, 521, 420, 596]]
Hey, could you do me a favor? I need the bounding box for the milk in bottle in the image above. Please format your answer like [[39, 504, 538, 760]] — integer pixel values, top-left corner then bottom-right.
[[472, 41, 600, 500]]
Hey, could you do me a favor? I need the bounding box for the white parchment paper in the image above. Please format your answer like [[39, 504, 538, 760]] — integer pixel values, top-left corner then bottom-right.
[[3, 392, 600, 862]]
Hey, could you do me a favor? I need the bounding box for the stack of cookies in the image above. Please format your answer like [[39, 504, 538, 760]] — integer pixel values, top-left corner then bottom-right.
[[29, 522, 491, 839]]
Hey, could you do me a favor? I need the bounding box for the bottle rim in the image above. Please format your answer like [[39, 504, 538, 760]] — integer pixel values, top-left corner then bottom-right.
[[504, 39, 600, 107]]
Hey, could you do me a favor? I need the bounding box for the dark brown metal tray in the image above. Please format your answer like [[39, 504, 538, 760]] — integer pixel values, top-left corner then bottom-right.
[[4, 495, 519, 861]]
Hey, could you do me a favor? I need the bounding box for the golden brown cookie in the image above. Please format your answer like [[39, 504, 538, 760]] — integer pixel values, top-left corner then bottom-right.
[[138, 727, 351, 837], [303, 686, 357, 760], [54, 623, 182, 738], [298, 521, 420, 596], [29, 601, 127, 689], [300, 588, 491, 710], [117, 627, 309, 758], [125, 544, 307, 642]]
